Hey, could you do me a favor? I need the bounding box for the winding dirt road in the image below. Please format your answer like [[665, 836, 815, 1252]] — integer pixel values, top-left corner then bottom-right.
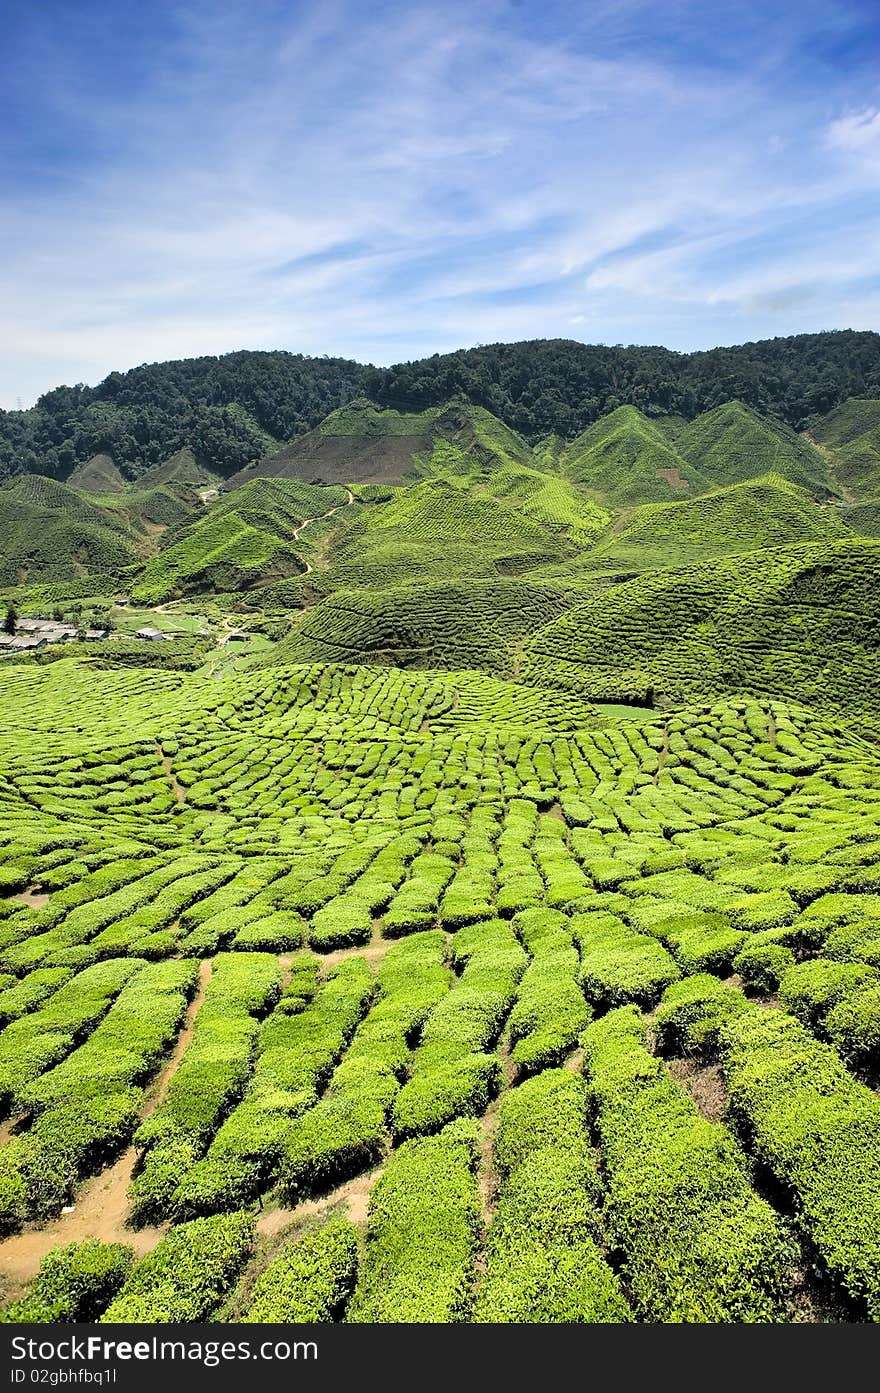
[[291, 488, 355, 574]]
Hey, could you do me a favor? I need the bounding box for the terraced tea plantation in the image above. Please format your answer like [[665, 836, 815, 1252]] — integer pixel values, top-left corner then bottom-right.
[[0, 651, 879, 1325], [1, 384, 880, 1325]]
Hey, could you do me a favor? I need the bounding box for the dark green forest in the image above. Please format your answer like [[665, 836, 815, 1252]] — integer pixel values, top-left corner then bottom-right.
[[2, 330, 879, 483], [0, 352, 368, 482], [366, 331, 880, 438]]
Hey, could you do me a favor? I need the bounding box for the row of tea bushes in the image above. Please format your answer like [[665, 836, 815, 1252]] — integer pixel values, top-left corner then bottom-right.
[[473, 1069, 630, 1322], [507, 909, 589, 1073], [0, 958, 143, 1114], [391, 919, 526, 1139], [347, 1119, 481, 1322], [242, 1218, 360, 1323], [168, 959, 375, 1216], [721, 1007, 880, 1319], [581, 1006, 792, 1321], [0, 961, 196, 1232], [129, 953, 283, 1224], [277, 932, 450, 1203]]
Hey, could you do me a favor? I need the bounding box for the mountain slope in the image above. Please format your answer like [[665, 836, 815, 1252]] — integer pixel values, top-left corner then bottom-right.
[[131, 478, 348, 602], [267, 578, 579, 676], [3, 331, 879, 487], [139, 448, 223, 491], [226, 401, 540, 489], [0, 475, 139, 585], [521, 537, 880, 730], [366, 330, 880, 437], [66, 453, 128, 493], [559, 406, 706, 504], [228, 402, 442, 487], [677, 401, 835, 495], [809, 397, 880, 501], [579, 474, 850, 574]]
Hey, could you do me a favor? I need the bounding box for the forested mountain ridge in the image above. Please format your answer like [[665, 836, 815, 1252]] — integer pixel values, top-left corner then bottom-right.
[[0, 352, 368, 484], [2, 330, 879, 485], [366, 330, 880, 438]]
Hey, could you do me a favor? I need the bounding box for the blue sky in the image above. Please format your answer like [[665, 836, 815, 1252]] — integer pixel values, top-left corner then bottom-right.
[[1, 0, 879, 406]]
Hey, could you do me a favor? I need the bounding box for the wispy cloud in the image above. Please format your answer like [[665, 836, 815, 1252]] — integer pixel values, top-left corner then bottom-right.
[[826, 107, 880, 163], [0, 0, 878, 406]]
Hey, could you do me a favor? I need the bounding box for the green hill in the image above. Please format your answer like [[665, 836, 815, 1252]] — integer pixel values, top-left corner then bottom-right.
[[521, 537, 880, 731], [131, 478, 349, 603], [2, 332, 879, 487], [477, 463, 607, 544], [67, 453, 128, 493], [268, 578, 579, 676], [559, 406, 706, 505], [227, 402, 442, 487], [226, 400, 541, 490], [808, 397, 880, 500], [0, 475, 139, 585], [325, 478, 573, 588], [579, 474, 850, 574], [842, 501, 880, 537], [139, 448, 223, 491], [677, 401, 835, 495], [810, 396, 880, 450], [102, 484, 203, 532]]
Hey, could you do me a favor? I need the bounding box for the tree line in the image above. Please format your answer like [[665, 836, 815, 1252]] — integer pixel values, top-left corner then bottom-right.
[[1, 331, 878, 483]]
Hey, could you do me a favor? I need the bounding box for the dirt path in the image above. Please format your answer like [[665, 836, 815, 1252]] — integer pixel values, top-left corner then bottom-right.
[[156, 742, 187, 806], [12, 888, 49, 910], [320, 921, 392, 971], [0, 960, 212, 1294], [291, 489, 355, 574], [256, 1163, 383, 1239], [478, 1102, 501, 1228]]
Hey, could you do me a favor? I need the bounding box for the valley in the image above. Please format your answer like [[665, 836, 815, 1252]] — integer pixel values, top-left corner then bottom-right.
[[0, 337, 879, 1324]]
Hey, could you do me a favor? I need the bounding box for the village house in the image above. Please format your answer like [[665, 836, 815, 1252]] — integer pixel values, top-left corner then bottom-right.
[[0, 633, 47, 652], [16, 618, 77, 643]]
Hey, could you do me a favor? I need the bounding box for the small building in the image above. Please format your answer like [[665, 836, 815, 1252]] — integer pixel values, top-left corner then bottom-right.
[[0, 633, 48, 652], [135, 627, 171, 642], [83, 628, 109, 641], [16, 619, 77, 639]]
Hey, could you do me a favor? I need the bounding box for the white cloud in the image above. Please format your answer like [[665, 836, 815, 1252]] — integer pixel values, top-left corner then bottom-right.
[[0, 0, 878, 406], [826, 107, 880, 161]]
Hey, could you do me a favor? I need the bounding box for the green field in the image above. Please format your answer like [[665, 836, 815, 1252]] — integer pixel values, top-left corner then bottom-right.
[[0, 372, 879, 1326]]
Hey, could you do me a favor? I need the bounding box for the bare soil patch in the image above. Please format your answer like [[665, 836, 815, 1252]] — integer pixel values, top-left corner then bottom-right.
[[655, 466, 689, 490], [667, 1057, 728, 1121], [320, 922, 391, 971], [12, 889, 49, 910], [478, 1103, 501, 1229], [256, 1164, 384, 1239]]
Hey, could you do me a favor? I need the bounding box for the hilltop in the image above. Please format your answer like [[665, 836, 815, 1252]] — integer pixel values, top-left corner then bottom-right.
[[558, 406, 707, 504], [131, 477, 349, 603], [2, 330, 879, 490], [809, 396, 880, 501], [0, 390, 875, 616]]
